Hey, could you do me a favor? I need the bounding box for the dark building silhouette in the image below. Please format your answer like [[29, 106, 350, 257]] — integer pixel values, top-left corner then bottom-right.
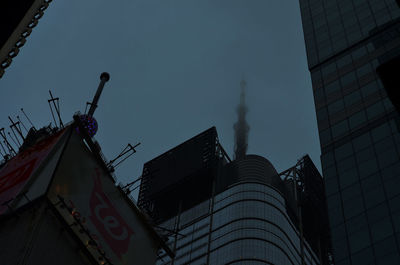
[[299, 1, 400, 264], [0, 0, 52, 78], [138, 127, 220, 225], [0, 117, 173, 265], [138, 127, 330, 264], [0, 74, 173, 264]]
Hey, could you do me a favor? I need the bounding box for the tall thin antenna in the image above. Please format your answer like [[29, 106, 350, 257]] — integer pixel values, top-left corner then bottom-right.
[[20, 108, 36, 131], [8, 131, 20, 148], [48, 100, 57, 128], [0, 128, 16, 155], [121, 176, 142, 194], [16, 116, 28, 133], [8, 116, 25, 141], [106, 142, 140, 172], [88, 72, 110, 117], [47, 91, 63, 129], [48, 90, 63, 128], [0, 141, 8, 157], [233, 79, 250, 160], [2, 141, 10, 156]]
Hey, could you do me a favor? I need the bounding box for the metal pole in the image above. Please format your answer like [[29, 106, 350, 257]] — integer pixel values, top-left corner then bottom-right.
[[20, 108, 36, 131], [171, 201, 182, 265], [8, 116, 24, 140], [293, 169, 306, 265], [88, 72, 110, 117], [206, 163, 218, 265]]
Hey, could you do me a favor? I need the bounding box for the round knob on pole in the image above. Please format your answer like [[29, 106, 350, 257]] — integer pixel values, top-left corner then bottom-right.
[[100, 72, 110, 82]]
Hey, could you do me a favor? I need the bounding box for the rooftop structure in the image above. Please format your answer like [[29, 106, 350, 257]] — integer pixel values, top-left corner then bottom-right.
[[138, 127, 329, 264], [0, 73, 172, 264]]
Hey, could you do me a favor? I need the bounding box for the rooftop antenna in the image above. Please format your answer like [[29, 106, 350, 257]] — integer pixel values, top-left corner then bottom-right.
[[0, 128, 16, 155], [20, 108, 36, 131], [77, 72, 110, 138], [8, 131, 20, 148], [106, 142, 141, 172], [2, 141, 12, 157], [87, 72, 110, 117], [16, 116, 29, 133], [233, 78, 250, 160], [121, 175, 142, 194], [48, 90, 63, 129], [8, 116, 25, 141], [0, 141, 8, 158]]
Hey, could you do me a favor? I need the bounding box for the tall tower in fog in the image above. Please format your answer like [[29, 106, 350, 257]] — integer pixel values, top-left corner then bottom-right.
[[138, 127, 325, 264], [234, 79, 250, 160]]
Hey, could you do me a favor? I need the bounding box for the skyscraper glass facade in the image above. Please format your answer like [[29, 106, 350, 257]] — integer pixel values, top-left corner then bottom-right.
[[299, 0, 400, 264], [155, 155, 321, 265], [157, 176, 319, 264]]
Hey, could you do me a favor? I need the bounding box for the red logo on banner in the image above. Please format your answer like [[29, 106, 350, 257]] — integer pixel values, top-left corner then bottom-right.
[[89, 168, 134, 259], [0, 129, 67, 214], [0, 159, 37, 213], [0, 159, 37, 193]]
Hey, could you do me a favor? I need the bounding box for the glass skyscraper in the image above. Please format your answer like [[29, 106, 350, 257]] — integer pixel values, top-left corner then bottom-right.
[[138, 127, 329, 264], [299, 0, 400, 264], [156, 155, 320, 265]]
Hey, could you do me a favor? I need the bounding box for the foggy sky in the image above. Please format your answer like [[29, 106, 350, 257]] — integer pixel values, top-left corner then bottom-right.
[[0, 0, 320, 198]]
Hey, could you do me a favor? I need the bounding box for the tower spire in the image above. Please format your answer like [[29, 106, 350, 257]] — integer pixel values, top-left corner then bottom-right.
[[234, 79, 250, 160]]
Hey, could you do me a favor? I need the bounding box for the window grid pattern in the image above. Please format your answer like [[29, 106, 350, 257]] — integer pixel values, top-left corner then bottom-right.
[[312, 38, 398, 148], [157, 182, 320, 265], [300, 0, 400, 67], [300, 0, 400, 264], [323, 119, 400, 263]]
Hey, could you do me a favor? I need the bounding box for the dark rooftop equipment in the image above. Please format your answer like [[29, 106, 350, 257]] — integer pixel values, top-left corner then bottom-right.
[[280, 155, 332, 265], [138, 127, 221, 224]]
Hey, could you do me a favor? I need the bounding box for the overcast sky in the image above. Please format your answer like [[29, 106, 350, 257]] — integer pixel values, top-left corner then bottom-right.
[[0, 0, 320, 198]]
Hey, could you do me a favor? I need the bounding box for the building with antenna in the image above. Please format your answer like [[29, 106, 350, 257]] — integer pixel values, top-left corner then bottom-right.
[[138, 81, 331, 264], [0, 73, 172, 265], [138, 128, 330, 265]]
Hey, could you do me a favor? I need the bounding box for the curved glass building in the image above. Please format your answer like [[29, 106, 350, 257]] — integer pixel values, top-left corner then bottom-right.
[[154, 155, 321, 265]]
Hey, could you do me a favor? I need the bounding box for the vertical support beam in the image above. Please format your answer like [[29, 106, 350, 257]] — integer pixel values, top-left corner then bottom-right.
[[206, 178, 216, 265], [293, 168, 306, 265], [171, 201, 182, 265], [206, 158, 221, 265]]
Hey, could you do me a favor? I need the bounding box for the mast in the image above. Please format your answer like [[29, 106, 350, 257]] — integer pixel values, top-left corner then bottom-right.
[[233, 79, 249, 160]]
